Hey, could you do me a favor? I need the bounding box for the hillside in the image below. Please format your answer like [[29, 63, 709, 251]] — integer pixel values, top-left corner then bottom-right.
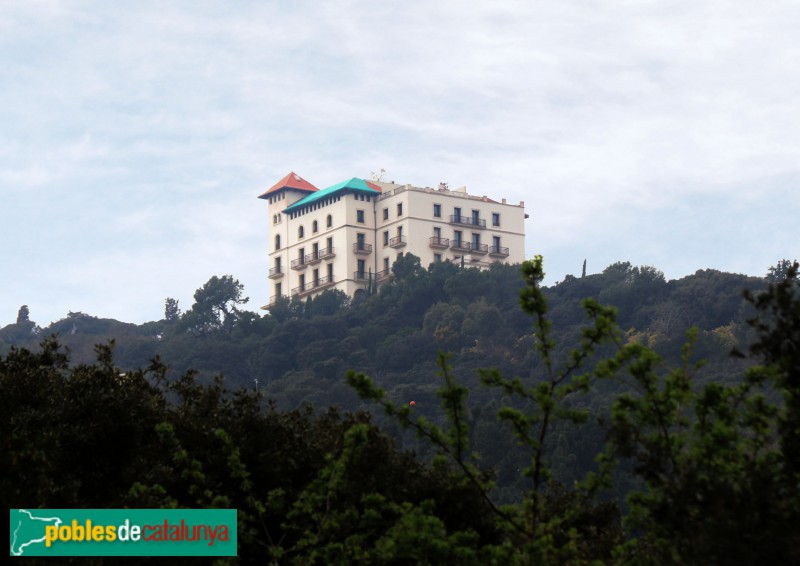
[[3, 257, 798, 564], [1, 258, 767, 386], [1, 257, 769, 491]]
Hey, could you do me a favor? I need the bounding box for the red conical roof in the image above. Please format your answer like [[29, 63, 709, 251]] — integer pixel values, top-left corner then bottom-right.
[[258, 172, 319, 199]]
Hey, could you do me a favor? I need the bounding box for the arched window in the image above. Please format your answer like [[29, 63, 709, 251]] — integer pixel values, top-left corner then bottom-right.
[[312, 220, 318, 233], [326, 214, 333, 228], [298, 225, 305, 239], [275, 235, 281, 250]]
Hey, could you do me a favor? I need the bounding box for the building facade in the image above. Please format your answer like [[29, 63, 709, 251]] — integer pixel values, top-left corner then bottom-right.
[[259, 172, 527, 308]]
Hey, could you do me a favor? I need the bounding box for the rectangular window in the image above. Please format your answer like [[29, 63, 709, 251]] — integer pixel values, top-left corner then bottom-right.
[[472, 233, 480, 247], [454, 207, 462, 222], [492, 212, 500, 226], [298, 247, 305, 264], [434, 253, 442, 263], [357, 209, 365, 223], [433, 226, 441, 238], [299, 274, 305, 288], [454, 230, 462, 245], [433, 203, 441, 218], [383, 231, 389, 246], [275, 282, 282, 297], [357, 259, 366, 278], [472, 210, 480, 224], [327, 263, 333, 280], [384, 257, 390, 271], [356, 232, 366, 251], [383, 208, 389, 220], [397, 202, 403, 216]]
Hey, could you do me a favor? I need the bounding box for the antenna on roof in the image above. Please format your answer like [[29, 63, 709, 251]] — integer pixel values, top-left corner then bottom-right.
[[438, 182, 449, 191], [371, 168, 386, 182]]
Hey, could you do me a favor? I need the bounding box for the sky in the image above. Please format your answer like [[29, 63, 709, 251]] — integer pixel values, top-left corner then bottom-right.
[[1, 0, 798, 327]]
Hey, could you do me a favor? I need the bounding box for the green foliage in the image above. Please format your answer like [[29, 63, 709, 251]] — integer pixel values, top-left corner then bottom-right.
[[16, 305, 30, 324], [4, 258, 799, 563], [346, 256, 800, 565], [766, 258, 799, 283], [164, 297, 180, 323], [349, 256, 626, 563], [2, 337, 499, 562], [178, 275, 249, 335]]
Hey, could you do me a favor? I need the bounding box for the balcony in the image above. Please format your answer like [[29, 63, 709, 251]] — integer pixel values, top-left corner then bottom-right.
[[375, 269, 393, 282], [489, 245, 510, 257], [318, 246, 336, 259], [449, 214, 486, 228], [268, 266, 284, 279], [450, 240, 472, 252], [353, 270, 369, 282], [353, 242, 373, 255], [471, 243, 489, 255], [290, 257, 307, 270], [268, 294, 282, 305], [429, 236, 450, 249], [306, 250, 322, 265], [291, 275, 334, 297], [389, 235, 407, 248], [314, 274, 334, 290]]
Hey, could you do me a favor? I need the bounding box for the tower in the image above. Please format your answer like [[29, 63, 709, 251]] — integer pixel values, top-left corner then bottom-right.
[[258, 172, 319, 305]]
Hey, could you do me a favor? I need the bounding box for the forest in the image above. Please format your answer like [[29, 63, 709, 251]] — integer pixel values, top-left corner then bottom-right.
[[2, 256, 798, 564]]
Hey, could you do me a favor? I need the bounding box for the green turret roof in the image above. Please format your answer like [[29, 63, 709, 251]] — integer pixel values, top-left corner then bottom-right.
[[283, 177, 381, 213]]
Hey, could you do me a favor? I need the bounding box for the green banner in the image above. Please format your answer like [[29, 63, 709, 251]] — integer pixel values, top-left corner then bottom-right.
[[9, 509, 237, 557]]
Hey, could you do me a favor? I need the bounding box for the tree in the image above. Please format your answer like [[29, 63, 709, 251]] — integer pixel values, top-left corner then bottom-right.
[[391, 252, 423, 281], [349, 256, 800, 564], [766, 258, 799, 283], [16, 305, 29, 324], [308, 289, 351, 317], [164, 297, 181, 323], [179, 275, 249, 335], [600, 261, 800, 564], [349, 256, 626, 563]]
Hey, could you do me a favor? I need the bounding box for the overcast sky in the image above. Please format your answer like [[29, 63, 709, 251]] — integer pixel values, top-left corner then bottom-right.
[[2, 1, 798, 327]]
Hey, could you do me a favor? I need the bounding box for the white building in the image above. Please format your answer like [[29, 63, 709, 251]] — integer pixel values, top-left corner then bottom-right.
[[258, 172, 527, 308]]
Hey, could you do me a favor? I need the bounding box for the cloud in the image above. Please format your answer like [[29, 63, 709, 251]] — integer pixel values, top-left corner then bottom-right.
[[2, 1, 799, 325]]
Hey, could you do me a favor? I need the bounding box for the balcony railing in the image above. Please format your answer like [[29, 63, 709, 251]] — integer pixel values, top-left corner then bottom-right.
[[389, 235, 407, 248], [471, 243, 489, 254], [353, 270, 368, 281], [429, 236, 449, 249], [306, 250, 322, 265], [291, 275, 334, 296], [314, 275, 333, 289], [353, 242, 373, 255], [290, 257, 307, 270], [375, 269, 393, 282], [450, 240, 471, 252], [449, 214, 486, 228], [318, 246, 335, 259], [489, 245, 510, 257], [268, 266, 284, 279]]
